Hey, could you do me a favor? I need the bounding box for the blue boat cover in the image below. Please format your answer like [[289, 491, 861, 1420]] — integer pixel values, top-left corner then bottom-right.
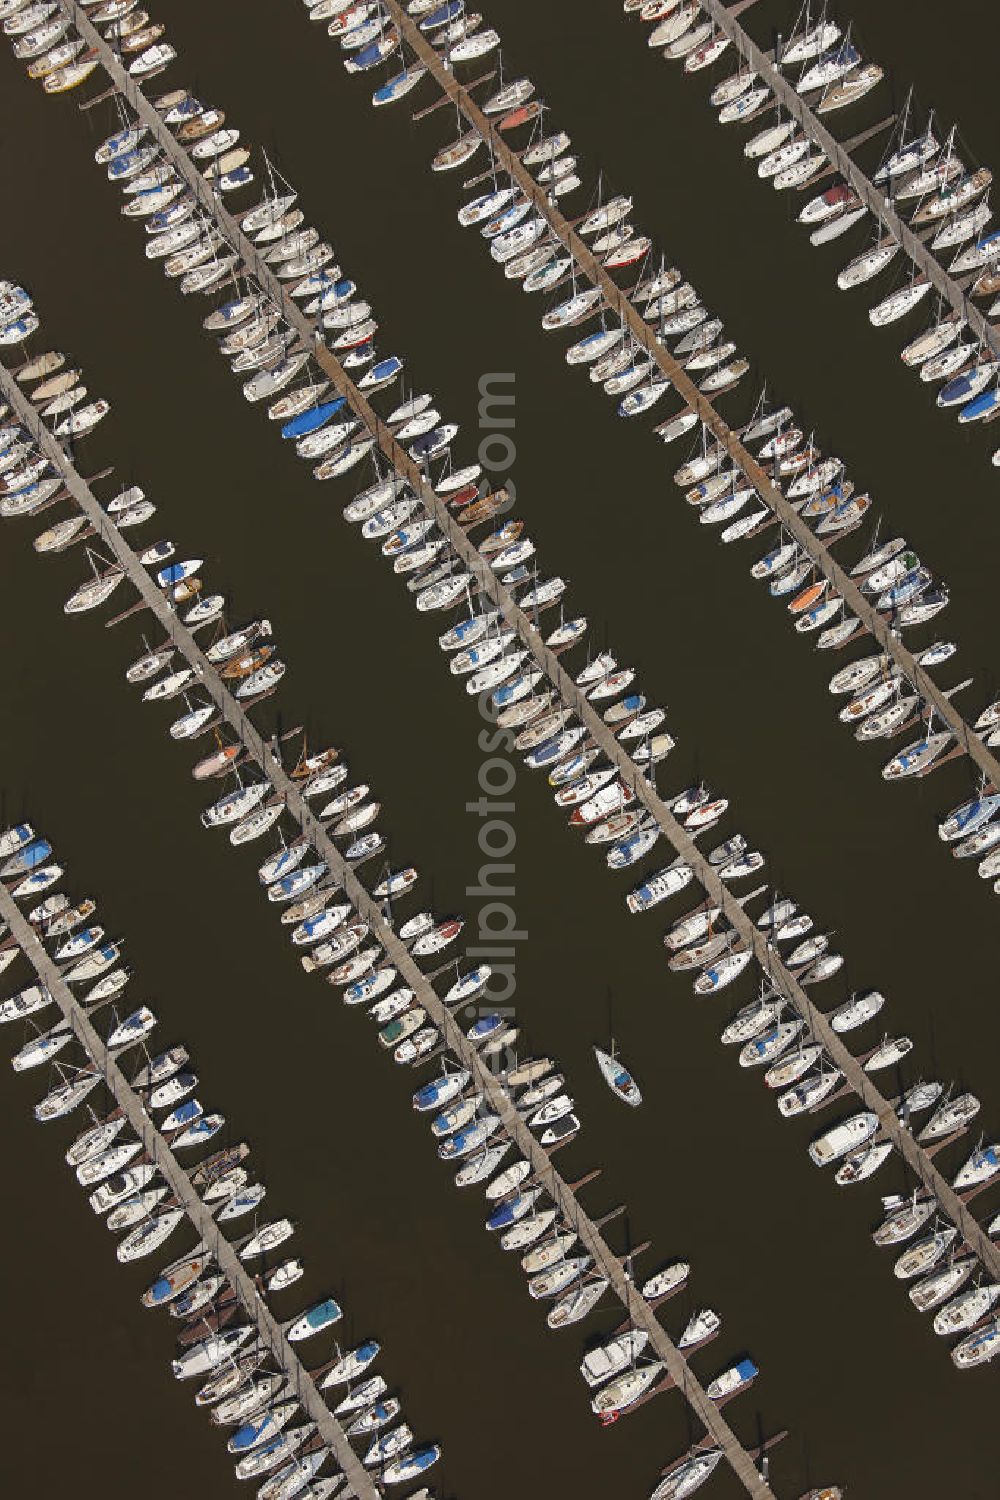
[[368, 355, 403, 381], [308, 1297, 342, 1326], [352, 38, 393, 70], [15, 838, 51, 871], [281, 397, 347, 440]]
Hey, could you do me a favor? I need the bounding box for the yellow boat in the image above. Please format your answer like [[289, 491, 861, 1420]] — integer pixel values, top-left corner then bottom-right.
[[43, 55, 99, 92]]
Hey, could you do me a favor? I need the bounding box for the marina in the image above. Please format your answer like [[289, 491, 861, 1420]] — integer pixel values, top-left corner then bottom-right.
[[271, 0, 1000, 883], [0, 306, 794, 1498], [626, 0, 1000, 466], [3, 258, 999, 1397], [1, 2, 1000, 1500], [0, 846, 390, 1500], [0, 20, 998, 1327], [2, 0, 997, 918]]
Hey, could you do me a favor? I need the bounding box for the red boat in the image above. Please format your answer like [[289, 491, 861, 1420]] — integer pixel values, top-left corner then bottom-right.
[[498, 100, 542, 133], [446, 482, 481, 509]]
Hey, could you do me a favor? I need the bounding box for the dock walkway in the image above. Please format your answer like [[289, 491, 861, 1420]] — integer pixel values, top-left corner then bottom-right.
[[697, 0, 1000, 362], [0, 359, 779, 1500], [0, 879, 378, 1500], [369, 0, 1000, 800]]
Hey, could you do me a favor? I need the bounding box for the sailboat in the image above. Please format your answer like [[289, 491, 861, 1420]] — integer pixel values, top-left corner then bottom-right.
[[593, 1042, 642, 1106], [64, 548, 126, 615]]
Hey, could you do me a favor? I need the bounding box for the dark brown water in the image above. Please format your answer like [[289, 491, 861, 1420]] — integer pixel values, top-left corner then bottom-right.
[[0, 1, 998, 1495]]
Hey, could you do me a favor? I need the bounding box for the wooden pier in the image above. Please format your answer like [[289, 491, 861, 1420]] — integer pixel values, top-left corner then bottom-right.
[[55, 0, 1000, 815], [362, 0, 1000, 802], [0, 881, 379, 1500], [32, 0, 1000, 1393], [0, 359, 780, 1500]]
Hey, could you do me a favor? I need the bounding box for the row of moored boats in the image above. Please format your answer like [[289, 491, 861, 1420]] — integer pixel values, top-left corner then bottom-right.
[[0, 820, 443, 1495], [624, 0, 1000, 466]]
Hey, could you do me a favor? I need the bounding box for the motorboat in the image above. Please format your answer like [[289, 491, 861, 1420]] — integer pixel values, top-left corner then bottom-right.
[[706, 1356, 758, 1401], [831, 989, 884, 1033], [287, 1297, 341, 1341], [678, 1309, 721, 1350], [580, 1329, 650, 1388], [808, 1111, 880, 1165], [641, 1260, 689, 1300]]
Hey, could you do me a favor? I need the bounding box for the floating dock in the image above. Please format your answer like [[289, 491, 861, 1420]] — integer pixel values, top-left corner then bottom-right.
[[0, 878, 379, 1500], [370, 0, 1000, 800], [0, 361, 782, 1500], [47, 6, 1000, 809]]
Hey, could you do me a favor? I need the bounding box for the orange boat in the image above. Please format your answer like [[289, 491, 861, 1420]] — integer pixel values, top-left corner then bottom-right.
[[291, 745, 340, 781], [481, 519, 525, 556], [789, 580, 827, 615], [973, 266, 1000, 299], [221, 644, 274, 681], [498, 100, 543, 133], [458, 491, 507, 527], [192, 743, 241, 781], [178, 108, 226, 143]]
